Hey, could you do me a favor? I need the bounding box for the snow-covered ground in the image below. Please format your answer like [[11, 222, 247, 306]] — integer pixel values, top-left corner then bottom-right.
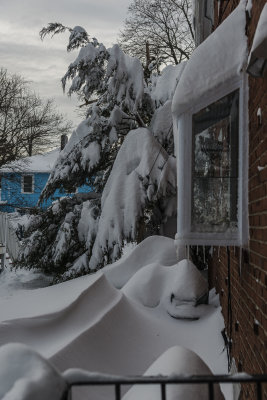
[[0, 263, 52, 298], [0, 236, 233, 400]]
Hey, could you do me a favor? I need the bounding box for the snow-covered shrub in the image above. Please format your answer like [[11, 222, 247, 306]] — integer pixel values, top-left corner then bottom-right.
[[18, 25, 183, 279]]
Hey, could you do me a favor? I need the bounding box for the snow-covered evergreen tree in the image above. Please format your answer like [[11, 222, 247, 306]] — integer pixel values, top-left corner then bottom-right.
[[18, 24, 184, 281]]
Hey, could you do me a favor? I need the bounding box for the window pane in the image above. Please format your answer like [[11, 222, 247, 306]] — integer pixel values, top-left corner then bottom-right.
[[192, 90, 239, 233], [23, 176, 33, 193]]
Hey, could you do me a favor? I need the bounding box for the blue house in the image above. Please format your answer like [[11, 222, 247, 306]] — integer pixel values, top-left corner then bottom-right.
[[0, 149, 92, 213]]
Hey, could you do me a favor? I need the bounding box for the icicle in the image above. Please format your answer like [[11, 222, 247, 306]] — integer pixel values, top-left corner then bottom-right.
[[187, 245, 190, 260], [196, 245, 199, 255], [257, 107, 262, 126], [203, 246, 206, 264], [218, 246, 220, 257]]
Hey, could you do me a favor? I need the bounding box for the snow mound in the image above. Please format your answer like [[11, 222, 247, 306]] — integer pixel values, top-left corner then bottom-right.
[[0, 272, 103, 322], [0, 261, 230, 400], [122, 259, 208, 319], [167, 259, 208, 304], [104, 236, 177, 288], [123, 346, 224, 400], [0, 273, 121, 358], [0, 343, 67, 400]]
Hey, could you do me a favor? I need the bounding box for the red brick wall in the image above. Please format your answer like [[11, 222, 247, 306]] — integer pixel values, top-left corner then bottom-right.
[[209, 1, 267, 399]]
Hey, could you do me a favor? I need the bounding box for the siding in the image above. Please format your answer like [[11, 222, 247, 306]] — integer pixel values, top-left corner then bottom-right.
[[0, 172, 93, 212]]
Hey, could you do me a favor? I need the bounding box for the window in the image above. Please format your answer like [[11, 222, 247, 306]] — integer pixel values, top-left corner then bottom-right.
[[175, 79, 248, 247], [22, 175, 34, 193], [173, 3, 249, 250], [192, 90, 239, 234]]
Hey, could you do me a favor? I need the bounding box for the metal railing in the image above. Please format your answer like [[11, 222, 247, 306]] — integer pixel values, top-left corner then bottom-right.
[[67, 373, 267, 400]]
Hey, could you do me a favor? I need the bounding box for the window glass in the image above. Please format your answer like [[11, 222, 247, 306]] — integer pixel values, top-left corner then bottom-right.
[[192, 90, 239, 233], [23, 175, 33, 193]]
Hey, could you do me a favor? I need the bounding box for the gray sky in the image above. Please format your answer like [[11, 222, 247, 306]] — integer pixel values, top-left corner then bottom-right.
[[0, 0, 132, 127]]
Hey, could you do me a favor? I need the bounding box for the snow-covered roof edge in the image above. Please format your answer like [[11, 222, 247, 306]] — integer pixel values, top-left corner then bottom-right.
[[0, 149, 60, 174], [247, 4, 267, 77], [172, 0, 248, 117]]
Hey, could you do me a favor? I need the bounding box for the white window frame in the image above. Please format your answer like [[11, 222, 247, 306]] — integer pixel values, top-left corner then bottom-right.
[[175, 73, 249, 247], [21, 174, 34, 194]]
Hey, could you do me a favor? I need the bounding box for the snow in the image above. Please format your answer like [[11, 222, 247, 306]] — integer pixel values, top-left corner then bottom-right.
[[151, 63, 186, 106], [88, 128, 176, 270], [0, 265, 51, 298], [0, 149, 60, 173], [246, 0, 253, 17], [47, 119, 95, 185], [0, 343, 67, 400], [63, 119, 93, 156], [172, 0, 248, 116], [150, 100, 173, 147], [0, 236, 232, 400], [68, 26, 88, 50], [104, 236, 177, 289], [107, 44, 144, 112], [7, 212, 33, 233], [123, 346, 224, 400], [247, 4, 267, 77], [249, 4, 267, 53], [257, 107, 262, 124], [122, 259, 208, 313]]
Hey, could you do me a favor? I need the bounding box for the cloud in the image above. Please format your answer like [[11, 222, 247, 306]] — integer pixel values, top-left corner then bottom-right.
[[0, 0, 131, 128]]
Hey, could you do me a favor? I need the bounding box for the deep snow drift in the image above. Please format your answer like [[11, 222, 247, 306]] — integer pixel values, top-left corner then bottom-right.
[[0, 236, 232, 400], [0, 343, 67, 400], [123, 346, 224, 400]]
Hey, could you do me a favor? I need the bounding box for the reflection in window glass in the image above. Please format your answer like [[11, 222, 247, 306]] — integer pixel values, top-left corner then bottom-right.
[[192, 90, 239, 233]]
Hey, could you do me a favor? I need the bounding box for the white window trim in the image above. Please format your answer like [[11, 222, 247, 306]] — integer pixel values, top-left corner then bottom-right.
[[21, 174, 35, 194], [175, 73, 249, 247]]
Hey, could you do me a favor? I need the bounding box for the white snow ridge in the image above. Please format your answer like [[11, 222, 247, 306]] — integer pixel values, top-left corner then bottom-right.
[[0, 237, 231, 400]]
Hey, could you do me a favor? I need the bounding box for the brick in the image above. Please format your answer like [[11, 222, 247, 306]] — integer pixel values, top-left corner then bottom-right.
[[209, 4, 267, 398]]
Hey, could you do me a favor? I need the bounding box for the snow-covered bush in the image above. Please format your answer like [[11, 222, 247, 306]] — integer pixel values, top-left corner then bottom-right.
[[18, 193, 100, 279], [18, 25, 183, 280]]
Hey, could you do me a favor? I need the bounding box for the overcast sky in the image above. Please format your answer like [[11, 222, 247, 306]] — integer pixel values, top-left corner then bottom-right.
[[0, 0, 132, 128]]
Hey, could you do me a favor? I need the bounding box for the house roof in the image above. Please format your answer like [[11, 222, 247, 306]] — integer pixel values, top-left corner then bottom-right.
[[172, 0, 248, 117], [0, 149, 60, 174]]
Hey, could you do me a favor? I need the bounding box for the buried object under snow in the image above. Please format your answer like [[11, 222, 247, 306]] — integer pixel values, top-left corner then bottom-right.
[[121, 259, 208, 319], [166, 259, 209, 319], [122, 346, 224, 400]]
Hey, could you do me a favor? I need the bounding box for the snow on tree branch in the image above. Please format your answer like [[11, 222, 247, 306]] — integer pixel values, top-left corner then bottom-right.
[[88, 128, 176, 271], [40, 23, 90, 51], [18, 23, 183, 281]]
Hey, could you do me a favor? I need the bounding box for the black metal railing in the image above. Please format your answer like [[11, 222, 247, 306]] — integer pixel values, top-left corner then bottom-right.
[[67, 373, 267, 400]]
